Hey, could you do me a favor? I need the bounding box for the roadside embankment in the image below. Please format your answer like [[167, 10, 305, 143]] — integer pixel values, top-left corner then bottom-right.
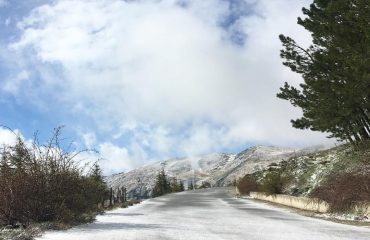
[[250, 192, 370, 216], [250, 192, 329, 213]]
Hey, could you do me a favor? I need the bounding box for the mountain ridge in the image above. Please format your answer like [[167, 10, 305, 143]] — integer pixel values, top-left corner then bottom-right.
[[105, 145, 323, 199]]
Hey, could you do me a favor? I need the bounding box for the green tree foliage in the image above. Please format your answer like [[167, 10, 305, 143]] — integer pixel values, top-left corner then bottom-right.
[[88, 163, 110, 209], [170, 178, 185, 192], [278, 0, 370, 144], [152, 171, 184, 197], [260, 171, 290, 195], [180, 181, 185, 191], [0, 127, 109, 226], [152, 169, 171, 197], [188, 181, 194, 190]]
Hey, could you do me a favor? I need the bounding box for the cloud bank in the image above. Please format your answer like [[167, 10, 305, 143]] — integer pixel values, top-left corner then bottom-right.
[[3, 0, 333, 174], [0, 127, 20, 146]]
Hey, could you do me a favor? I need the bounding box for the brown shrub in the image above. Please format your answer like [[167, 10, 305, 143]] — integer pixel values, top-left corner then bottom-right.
[[0, 127, 109, 226], [310, 172, 370, 213], [237, 175, 259, 195]]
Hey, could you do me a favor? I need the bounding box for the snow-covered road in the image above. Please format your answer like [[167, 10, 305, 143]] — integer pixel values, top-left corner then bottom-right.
[[37, 188, 370, 240]]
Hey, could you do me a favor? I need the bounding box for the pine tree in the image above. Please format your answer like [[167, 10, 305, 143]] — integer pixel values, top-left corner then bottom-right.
[[278, 0, 370, 144], [88, 163, 109, 208], [90, 163, 104, 183], [188, 181, 194, 191], [152, 169, 171, 197], [179, 181, 185, 192], [169, 178, 185, 193]]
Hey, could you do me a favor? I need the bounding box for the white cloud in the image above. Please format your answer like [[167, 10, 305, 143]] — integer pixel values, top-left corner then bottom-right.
[[3, 70, 29, 94], [98, 142, 144, 175], [74, 141, 145, 175], [8, 0, 334, 172], [0, 126, 132, 175], [81, 132, 97, 149], [0, 124, 138, 175], [0, 127, 20, 146]]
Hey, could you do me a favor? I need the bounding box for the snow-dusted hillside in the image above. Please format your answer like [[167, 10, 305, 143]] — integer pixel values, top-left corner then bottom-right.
[[106, 146, 304, 199]]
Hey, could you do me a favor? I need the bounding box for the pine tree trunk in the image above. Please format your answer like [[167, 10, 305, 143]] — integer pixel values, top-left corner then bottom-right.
[[109, 188, 113, 207], [356, 120, 370, 140], [360, 118, 370, 135], [353, 132, 362, 142], [347, 135, 356, 146]]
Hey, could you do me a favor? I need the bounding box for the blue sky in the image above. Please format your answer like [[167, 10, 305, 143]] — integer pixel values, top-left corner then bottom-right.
[[0, 0, 330, 175]]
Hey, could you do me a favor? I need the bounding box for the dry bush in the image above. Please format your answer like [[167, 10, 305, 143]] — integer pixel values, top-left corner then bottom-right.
[[0, 127, 108, 226], [310, 172, 370, 213], [237, 175, 260, 195]]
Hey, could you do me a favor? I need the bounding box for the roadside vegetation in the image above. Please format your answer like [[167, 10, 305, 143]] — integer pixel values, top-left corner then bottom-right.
[[277, 0, 370, 146], [152, 169, 185, 197], [0, 127, 110, 239], [237, 143, 370, 214], [237, 0, 370, 217]]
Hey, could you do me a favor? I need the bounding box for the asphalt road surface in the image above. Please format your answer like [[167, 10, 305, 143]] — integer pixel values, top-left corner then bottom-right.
[[37, 188, 370, 240]]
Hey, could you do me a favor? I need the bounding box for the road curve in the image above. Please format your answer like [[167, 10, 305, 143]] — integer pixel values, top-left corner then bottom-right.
[[37, 188, 370, 240]]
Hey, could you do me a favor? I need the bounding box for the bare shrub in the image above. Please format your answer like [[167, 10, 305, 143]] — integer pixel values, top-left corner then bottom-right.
[[310, 172, 370, 213], [237, 175, 260, 195], [0, 127, 109, 226]]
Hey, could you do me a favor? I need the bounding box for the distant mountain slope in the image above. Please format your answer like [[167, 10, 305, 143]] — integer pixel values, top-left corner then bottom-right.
[[106, 146, 316, 199]]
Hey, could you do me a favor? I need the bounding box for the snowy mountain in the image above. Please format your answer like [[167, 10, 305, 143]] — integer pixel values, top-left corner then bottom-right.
[[105, 146, 310, 199]]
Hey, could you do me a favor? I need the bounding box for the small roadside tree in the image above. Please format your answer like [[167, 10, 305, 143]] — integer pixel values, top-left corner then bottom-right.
[[152, 169, 171, 197], [179, 181, 185, 192], [188, 181, 194, 190], [87, 163, 110, 209]]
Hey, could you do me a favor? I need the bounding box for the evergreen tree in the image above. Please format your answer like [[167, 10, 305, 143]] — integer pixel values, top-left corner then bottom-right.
[[278, 0, 370, 144], [188, 181, 194, 191], [88, 163, 109, 208], [152, 169, 171, 197], [179, 181, 185, 192], [90, 163, 104, 183], [170, 178, 185, 193]]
